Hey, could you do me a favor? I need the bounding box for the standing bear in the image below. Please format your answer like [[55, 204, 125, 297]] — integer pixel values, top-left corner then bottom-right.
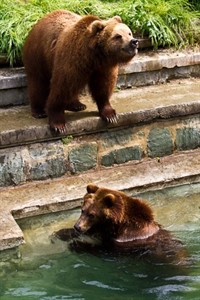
[[55, 184, 187, 264], [23, 10, 138, 132]]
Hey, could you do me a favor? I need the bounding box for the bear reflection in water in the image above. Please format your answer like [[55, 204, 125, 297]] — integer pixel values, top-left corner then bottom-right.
[[55, 184, 188, 264]]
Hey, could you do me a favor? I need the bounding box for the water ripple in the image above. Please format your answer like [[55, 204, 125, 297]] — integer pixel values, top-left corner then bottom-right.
[[82, 280, 124, 291], [5, 287, 47, 297], [146, 284, 196, 296], [165, 275, 200, 282]]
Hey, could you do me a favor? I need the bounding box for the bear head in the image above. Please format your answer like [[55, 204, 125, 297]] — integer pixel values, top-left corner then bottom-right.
[[74, 184, 154, 235], [89, 16, 138, 64]]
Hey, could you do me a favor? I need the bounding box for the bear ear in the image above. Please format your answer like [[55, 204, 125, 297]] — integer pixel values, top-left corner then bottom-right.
[[111, 16, 122, 23], [103, 194, 116, 208], [87, 183, 99, 194], [90, 20, 106, 35]]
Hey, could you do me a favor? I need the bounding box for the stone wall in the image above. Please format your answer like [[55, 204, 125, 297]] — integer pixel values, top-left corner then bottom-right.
[[1, 114, 199, 187]]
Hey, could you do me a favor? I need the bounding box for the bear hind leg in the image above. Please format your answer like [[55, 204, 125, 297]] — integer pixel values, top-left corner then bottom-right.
[[65, 99, 86, 112], [28, 78, 49, 119]]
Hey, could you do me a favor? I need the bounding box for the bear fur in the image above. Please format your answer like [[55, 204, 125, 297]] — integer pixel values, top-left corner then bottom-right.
[[23, 10, 138, 132], [55, 184, 187, 264]]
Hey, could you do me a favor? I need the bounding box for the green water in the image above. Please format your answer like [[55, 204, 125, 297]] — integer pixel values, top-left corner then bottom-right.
[[1, 183, 200, 300]]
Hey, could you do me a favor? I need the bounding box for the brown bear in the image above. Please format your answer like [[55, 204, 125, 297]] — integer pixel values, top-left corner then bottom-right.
[[55, 184, 187, 264], [53, 184, 188, 265], [23, 10, 138, 133]]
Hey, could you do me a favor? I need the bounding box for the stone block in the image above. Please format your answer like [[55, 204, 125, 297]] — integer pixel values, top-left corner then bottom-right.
[[0, 149, 26, 186], [101, 146, 143, 167], [69, 143, 97, 173], [176, 127, 200, 150], [147, 128, 173, 158], [100, 129, 133, 148], [27, 142, 67, 180]]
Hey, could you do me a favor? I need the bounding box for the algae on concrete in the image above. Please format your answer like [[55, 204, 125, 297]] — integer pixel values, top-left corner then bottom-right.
[[147, 128, 174, 158], [101, 146, 143, 167], [176, 127, 200, 151], [68, 142, 98, 173]]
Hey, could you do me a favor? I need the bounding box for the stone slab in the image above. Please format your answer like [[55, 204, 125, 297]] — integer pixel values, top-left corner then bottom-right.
[[118, 64, 200, 88], [0, 68, 26, 90], [119, 48, 200, 74], [0, 148, 200, 251]]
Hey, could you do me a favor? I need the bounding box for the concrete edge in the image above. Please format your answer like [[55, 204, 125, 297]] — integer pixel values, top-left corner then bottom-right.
[[120, 49, 200, 74], [1, 101, 200, 148], [0, 213, 25, 251], [0, 49, 200, 90], [0, 68, 26, 90]]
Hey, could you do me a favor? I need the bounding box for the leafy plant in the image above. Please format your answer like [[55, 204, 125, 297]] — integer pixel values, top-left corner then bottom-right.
[[113, 0, 200, 48]]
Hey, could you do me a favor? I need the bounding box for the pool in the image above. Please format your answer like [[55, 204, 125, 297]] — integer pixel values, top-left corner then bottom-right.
[[0, 183, 200, 300]]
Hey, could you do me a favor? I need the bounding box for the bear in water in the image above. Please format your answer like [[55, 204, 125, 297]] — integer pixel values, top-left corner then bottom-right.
[[55, 184, 187, 264]]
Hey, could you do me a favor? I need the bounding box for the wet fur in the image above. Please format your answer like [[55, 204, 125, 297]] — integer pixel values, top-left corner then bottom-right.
[[55, 184, 188, 264]]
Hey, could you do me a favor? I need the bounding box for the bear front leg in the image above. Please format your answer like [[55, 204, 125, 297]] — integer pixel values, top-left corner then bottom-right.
[[88, 69, 118, 123], [46, 88, 67, 133], [48, 109, 66, 133]]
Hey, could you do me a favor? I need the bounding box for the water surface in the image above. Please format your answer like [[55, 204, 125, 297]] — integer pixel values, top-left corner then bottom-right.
[[0, 183, 200, 300]]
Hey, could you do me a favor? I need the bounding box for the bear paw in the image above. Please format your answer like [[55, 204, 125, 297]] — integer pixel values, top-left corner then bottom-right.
[[100, 106, 118, 123], [65, 100, 87, 112], [32, 110, 47, 119], [49, 112, 67, 134]]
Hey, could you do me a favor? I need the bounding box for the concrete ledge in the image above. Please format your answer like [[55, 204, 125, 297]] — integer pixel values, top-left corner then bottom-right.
[[0, 212, 24, 251], [0, 68, 27, 107], [120, 48, 200, 74], [0, 78, 200, 148], [1, 102, 200, 149], [0, 68, 26, 90], [0, 148, 200, 251]]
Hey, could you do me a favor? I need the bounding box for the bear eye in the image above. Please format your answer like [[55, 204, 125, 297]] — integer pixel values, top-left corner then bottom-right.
[[88, 213, 95, 219], [114, 34, 122, 40]]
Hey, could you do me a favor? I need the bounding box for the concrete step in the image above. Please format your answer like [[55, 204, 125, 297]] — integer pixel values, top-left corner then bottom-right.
[[0, 78, 200, 188], [1, 78, 200, 148], [1, 148, 200, 251], [0, 48, 200, 107]]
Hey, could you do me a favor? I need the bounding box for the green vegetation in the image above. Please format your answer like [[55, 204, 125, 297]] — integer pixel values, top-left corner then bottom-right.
[[0, 0, 199, 66], [189, 0, 200, 11]]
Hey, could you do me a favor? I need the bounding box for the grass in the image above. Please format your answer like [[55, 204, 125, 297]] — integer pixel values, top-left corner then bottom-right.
[[0, 0, 199, 66]]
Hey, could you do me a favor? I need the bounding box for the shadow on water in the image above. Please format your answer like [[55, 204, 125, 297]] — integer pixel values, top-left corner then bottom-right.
[[0, 183, 200, 300]]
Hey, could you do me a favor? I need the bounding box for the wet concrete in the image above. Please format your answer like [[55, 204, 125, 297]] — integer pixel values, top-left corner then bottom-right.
[[0, 148, 200, 251], [0, 78, 200, 148]]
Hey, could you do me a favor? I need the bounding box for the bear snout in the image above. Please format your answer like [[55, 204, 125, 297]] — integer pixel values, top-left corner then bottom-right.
[[121, 38, 138, 58], [74, 218, 91, 234], [130, 38, 139, 48], [74, 222, 82, 233]]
